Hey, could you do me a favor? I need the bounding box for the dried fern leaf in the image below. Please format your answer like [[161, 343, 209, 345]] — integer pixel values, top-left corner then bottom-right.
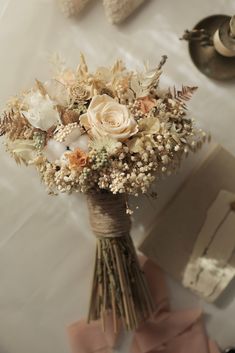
[[0, 111, 11, 136], [173, 85, 198, 102], [0, 111, 34, 141]]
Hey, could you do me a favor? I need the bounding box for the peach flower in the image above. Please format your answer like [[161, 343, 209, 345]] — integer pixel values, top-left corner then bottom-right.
[[67, 148, 88, 170], [138, 96, 156, 114]]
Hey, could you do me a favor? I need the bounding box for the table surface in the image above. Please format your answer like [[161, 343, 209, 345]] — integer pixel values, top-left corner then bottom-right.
[[0, 1, 235, 352]]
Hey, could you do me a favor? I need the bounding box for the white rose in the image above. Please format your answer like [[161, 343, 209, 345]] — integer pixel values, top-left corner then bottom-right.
[[22, 91, 60, 131], [80, 94, 138, 141]]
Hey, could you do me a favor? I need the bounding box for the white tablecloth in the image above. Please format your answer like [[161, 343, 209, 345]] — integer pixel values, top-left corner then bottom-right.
[[0, 1, 235, 352]]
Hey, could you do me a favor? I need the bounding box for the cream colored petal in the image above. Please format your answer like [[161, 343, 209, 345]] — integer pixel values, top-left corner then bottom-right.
[[44, 139, 66, 162], [79, 113, 90, 129], [63, 126, 81, 146], [139, 117, 160, 135], [70, 134, 89, 152], [44, 79, 70, 106], [7, 139, 37, 164]]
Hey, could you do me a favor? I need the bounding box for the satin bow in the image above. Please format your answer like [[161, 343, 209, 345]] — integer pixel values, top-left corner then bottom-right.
[[58, 0, 145, 24], [67, 256, 220, 353]]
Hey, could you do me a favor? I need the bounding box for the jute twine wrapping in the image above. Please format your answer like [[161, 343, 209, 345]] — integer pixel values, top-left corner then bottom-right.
[[87, 191, 154, 331], [87, 192, 131, 238]]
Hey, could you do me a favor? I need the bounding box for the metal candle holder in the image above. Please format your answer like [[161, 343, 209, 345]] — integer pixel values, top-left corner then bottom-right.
[[181, 15, 235, 80]]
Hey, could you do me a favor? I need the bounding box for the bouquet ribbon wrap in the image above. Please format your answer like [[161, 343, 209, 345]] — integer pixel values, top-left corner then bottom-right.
[[86, 192, 154, 331], [67, 256, 220, 353], [87, 192, 131, 238]]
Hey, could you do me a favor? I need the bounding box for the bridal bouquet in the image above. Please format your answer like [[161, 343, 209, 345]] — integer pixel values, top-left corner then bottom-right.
[[0, 55, 206, 331]]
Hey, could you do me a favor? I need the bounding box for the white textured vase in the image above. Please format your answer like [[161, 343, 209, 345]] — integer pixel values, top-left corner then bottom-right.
[[103, 0, 145, 24], [58, 0, 91, 17]]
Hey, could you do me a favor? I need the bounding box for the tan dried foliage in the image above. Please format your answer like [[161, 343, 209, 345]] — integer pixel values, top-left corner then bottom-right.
[[0, 111, 34, 141]]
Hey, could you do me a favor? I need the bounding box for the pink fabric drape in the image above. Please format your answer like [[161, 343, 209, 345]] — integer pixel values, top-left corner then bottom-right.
[[68, 314, 118, 353], [67, 256, 220, 353]]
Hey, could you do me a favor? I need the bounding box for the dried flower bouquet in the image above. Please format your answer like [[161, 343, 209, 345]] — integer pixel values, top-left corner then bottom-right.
[[0, 55, 206, 331]]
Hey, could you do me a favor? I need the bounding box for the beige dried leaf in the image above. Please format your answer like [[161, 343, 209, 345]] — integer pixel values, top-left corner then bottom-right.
[[7, 139, 37, 165], [138, 117, 160, 135], [131, 56, 167, 98], [29, 155, 46, 166], [145, 135, 158, 148], [76, 53, 89, 80], [35, 79, 47, 96], [111, 60, 126, 75], [95, 67, 112, 82], [44, 79, 70, 106], [130, 75, 142, 98], [126, 137, 144, 153]]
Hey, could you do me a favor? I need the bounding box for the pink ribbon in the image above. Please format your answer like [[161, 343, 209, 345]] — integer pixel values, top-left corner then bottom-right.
[[67, 256, 220, 353], [68, 314, 118, 353]]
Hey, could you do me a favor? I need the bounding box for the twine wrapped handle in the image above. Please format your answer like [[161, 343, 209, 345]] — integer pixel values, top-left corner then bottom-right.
[[86, 191, 154, 331], [87, 192, 131, 238]]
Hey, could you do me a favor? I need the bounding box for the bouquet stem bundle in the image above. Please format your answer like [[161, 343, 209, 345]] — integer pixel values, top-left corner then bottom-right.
[[0, 55, 206, 333], [87, 192, 154, 331]]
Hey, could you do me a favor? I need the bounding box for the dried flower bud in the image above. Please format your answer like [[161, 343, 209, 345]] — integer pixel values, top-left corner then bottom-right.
[[61, 110, 80, 125]]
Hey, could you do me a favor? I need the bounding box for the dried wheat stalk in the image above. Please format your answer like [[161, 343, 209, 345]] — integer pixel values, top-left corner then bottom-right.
[[87, 192, 154, 331]]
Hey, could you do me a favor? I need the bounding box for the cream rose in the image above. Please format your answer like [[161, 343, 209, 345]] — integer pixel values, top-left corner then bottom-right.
[[80, 94, 138, 141]]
